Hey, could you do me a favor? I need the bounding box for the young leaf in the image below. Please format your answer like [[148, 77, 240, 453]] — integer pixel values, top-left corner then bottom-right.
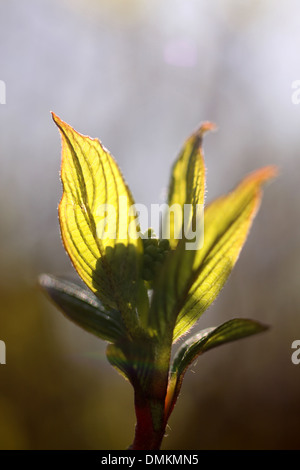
[[106, 343, 132, 382], [39, 274, 126, 343], [149, 124, 213, 337], [165, 318, 268, 420], [52, 114, 145, 333], [173, 166, 277, 341], [106, 337, 157, 389], [166, 123, 213, 247]]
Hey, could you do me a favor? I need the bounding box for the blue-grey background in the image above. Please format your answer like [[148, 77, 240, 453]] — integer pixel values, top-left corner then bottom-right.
[[0, 0, 299, 449]]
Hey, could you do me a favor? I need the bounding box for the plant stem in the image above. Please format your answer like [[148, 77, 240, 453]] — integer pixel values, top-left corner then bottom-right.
[[129, 339, 172, 450], [130, 391, 166, 450]]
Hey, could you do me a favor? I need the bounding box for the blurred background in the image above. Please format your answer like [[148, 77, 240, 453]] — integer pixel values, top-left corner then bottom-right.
[[0, 0, 300, 449]]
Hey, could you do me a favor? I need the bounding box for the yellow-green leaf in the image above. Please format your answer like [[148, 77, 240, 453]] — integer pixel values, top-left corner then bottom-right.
[[173, 166, 277, 341], [149, 124, 213, 336], [166, 122, 214, 248], [53, 113, 144, 333]]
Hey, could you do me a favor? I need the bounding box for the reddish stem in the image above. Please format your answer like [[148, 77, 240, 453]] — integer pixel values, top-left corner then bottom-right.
[[130, 390, 166, 450]]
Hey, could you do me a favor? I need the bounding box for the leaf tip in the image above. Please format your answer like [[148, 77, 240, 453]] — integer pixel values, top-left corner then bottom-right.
[[253, 165, 279, 184], [37, 273, 55, 301], [195, 121, 217, 138], [38, 273, 50, 289], [51, 111, 66, 132], [241, 165, 279, 195], [51, 110, 58, 123], [186, 121, 216, 152], [38, 273, 58, 296], [256, 321, 270, 333]]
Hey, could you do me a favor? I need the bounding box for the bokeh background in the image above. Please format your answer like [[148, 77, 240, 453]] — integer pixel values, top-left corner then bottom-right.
[[0, 0, 300, 449]]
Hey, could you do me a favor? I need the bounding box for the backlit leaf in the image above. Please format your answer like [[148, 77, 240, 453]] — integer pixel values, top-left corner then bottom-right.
[[52, 114, 145, 333], [149, 124, 213, 337], [165, 122, 214, 248], [173, 166, 277, 341]]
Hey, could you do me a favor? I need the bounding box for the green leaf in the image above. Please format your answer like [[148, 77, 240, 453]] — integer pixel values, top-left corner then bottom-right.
[[39, 274, 127, 343], [172, 318, 268, 375], [106, 342, 132, 382], [149, 124, 213, 337], [106, 338, 156, 388], [165, 319, 268, 420], [166, 122, 213, 248], [52, 114, 146, 333], [173, 166, 277, 341]]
